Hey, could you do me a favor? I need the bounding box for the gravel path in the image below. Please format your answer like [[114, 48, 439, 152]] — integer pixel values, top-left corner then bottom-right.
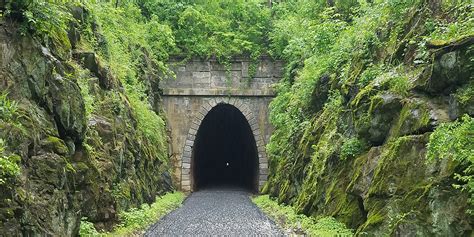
[[144, 188, 283, 236]]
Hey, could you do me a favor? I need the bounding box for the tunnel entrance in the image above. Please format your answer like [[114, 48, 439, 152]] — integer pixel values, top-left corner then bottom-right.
[[192, 104, 259, 192]]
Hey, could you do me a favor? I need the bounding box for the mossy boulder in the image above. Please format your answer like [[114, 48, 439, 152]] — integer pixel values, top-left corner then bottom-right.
[[347, 147, 383, 200], [356, 134, 470, 236], [389, 96, 450, 138], [40, 136, 69, 155], [355, 92, 402, 145], [414, 36, 474, 94]]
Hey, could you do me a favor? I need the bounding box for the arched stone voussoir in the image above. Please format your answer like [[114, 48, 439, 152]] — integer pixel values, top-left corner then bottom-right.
[[209, 98, 219, 107], [228, 97, 237, 106]]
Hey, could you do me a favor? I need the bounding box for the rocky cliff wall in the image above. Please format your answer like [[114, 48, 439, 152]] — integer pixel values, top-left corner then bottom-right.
[[0, 10, 171, 235], [264, 26, 473, 237]]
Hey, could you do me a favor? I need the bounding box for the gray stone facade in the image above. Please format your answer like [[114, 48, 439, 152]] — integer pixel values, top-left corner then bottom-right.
[[161, 57, 283, 192]]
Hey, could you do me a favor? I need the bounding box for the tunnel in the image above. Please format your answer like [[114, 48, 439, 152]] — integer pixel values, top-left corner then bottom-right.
[[192, 104, 259, 192]]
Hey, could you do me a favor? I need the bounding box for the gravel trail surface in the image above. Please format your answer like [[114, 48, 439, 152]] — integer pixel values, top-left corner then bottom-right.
[[144, 188, 283, 236]]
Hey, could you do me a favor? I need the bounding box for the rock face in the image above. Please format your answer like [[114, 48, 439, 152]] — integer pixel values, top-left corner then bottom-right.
[[264, 36, 473, 236], [0, 17, 171, 235], [73, 51, 119, 90]]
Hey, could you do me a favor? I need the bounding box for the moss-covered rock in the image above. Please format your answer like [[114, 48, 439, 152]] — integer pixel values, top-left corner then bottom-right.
[[450, 81, 474, 119], [414, 36, 474, 94], [265, 16, 473, 237], [73, 51, 119, 90], [357, 134, 469, 236], [0, 13, 171, 236], [40, 136, 69, 155], [355, 92, 402, 145]]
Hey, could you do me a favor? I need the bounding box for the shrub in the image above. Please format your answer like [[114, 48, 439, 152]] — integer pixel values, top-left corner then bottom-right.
[[0, 139, 21, 185], [79, 192, 185, 236], [340, 138, 365, 160], [0, 93, 18, 122], [253, 195, 353, 236], [79, 218, 101, 237], [427, 115, 474, 213]]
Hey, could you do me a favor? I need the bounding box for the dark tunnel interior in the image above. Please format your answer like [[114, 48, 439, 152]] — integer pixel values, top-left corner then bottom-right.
[[192, 104, 258, 192]]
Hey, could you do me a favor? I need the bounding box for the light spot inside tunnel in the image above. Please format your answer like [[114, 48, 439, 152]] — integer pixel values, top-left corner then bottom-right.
[[192, 104, 258, 192]]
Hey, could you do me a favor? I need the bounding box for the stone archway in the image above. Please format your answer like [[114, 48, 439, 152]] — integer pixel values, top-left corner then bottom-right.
[[180, 98, 268, 192]]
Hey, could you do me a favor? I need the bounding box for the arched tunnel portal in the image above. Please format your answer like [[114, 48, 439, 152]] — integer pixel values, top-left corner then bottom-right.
[[192, 104, 259, 191]]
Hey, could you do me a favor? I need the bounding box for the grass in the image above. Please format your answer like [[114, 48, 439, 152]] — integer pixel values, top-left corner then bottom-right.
[[80, 192, 185, 236], [252, 195, 353, 237]]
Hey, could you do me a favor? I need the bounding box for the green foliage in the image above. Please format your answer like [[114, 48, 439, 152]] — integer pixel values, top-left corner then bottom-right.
[[455, 81, 474, 107], [3, 0, 73, 56], [87, 2, 174, 74], [72, 63, 95, 118], [426, 2, 474, 43], [0, 139, 21, 185], [83, 2, 169, 154], [114, 192, 183, 233], [253, 195, 353, 236], [138, 0, 271, 60], [0, 93, 22, 185], [0, 93, 18, 122], [340, 138, 364, 160], [128, 93, 166, 153], [427, 115, 474, 213], [357, 64, 383, 87], [79, 192, 185, 236], [427, 115, 473, 164], [79, 218, 101, 237]]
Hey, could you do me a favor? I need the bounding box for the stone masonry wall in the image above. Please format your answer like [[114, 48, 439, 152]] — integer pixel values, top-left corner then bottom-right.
[[161, 57, 283, 192]]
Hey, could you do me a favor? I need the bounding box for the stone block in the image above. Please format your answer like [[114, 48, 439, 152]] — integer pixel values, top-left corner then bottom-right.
[[182, 180, 191, 186], [182, 156, 191, 163], [182, 175, 190, 182], [182, 185, 191, 192], [196, 111, 205, 120], [190, 122, 199, 131], [188, 128, 197, 136], [192, 71, 211, 84], [234, 99, 243, 108], [193, 82, 211, 88], [250, 124, 259, 133], [185, 140, 194, 147], [209, 99, 218, 107], [255, 60, 273, 78], [199, 107, 208, 116], [242, 61, 249, 77], [184, 145, 192, 153], [183, 151, 191, 159], [187, 133, 196, 141], [253, 129, 261, 138], [211, 61, 242, 71], [248, 117, 257, 126], [187, 61, 210, 72], [228, 97, 236, 106]]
